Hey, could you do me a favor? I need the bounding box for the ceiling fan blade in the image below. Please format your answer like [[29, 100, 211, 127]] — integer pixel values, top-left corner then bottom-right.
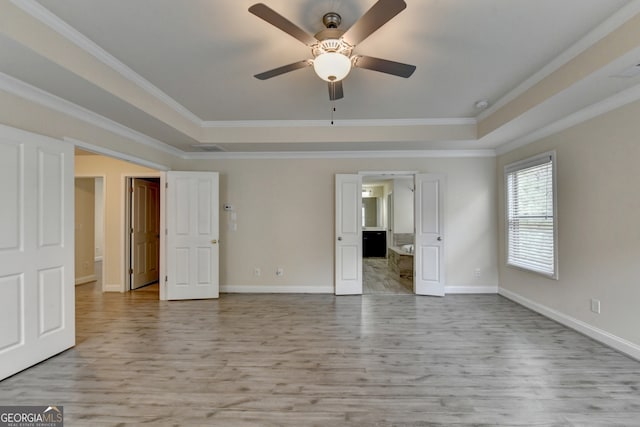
[[254, 60, 311, 80], [328, 81, 344, 100], [354, 55, 416, 78], [249, 3, 317, 46], [342, 0, 407, 46]]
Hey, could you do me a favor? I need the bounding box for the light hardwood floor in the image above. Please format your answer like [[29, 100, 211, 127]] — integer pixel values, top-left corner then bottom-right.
[[1, 284, 639, 426], [363, 257, 413, 295]]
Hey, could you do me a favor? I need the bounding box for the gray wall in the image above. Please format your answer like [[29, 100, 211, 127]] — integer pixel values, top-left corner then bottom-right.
[[497, 99, 640, 348]]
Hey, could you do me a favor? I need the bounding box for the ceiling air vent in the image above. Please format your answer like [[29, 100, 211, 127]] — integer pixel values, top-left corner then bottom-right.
[[191, 144, 225, 152]]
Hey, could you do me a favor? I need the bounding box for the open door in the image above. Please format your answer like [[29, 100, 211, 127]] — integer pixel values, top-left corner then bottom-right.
[[166, 172, 219, 300], [130, 178, 160, 289], [414, 174, 445, 296], [335, 174, 362, 295], [0, 126, 74, 380]]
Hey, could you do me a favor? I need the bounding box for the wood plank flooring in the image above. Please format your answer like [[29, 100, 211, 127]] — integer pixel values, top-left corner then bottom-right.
[[364, 257, 413, 295], [1, 283, 639, 426]]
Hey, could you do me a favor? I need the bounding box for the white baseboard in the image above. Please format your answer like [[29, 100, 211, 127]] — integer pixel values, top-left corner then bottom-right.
[[220, 284, 498, 295], [75, 274, 96, 285], [104, 283, 122, 292], [445, 285, 498, 294], [221, 285, 334, 294], [499, 287, 640, 361]]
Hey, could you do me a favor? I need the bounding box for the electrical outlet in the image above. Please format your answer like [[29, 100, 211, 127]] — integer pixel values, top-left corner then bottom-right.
[[276, 267, 284, 277], [590, 298, 601, 314], [254, 268, 261, 277], [474, 268, 481, 279]]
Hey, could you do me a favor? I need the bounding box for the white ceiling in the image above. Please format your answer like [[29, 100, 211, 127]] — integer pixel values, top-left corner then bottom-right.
[[1, 0, 640, 154]]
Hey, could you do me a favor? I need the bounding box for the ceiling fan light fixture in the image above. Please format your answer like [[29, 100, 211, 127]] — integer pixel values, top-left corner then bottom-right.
[[313, 52, 352, 82]]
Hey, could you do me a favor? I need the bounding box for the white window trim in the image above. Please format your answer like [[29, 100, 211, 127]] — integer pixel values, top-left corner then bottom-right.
[[504, 150, 558, 280]]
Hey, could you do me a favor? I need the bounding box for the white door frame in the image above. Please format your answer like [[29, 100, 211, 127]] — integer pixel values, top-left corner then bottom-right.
[[125, 176, 161, 291], [122, 173, 166, 299], [67, 138, 169, 299], [352, 171, 445, 295], [335, 171, 419, 295], [121, 173, 163, 295]]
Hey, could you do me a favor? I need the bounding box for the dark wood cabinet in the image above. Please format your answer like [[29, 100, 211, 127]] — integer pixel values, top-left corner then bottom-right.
[[363, 230, 387, 257]]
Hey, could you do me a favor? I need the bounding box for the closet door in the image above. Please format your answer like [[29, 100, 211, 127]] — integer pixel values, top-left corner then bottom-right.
[[0, 125, 74, 380]]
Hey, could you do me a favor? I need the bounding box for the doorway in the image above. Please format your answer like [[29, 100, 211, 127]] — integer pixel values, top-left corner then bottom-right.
[[74, 147, 163, 297], [335, 172, 445, 296], [362, 175, 415, 295], [125, 177, 161, 291]]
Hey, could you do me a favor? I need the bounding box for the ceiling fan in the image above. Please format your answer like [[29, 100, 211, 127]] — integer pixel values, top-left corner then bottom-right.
[[249, 0, 416, 100]]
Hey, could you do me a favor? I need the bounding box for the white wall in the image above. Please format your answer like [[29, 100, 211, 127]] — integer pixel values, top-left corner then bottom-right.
[[177, 155, 499, 291], [74, 177, 95, 284], [94, 177, 104, 261], [497, 99, 640, 354], [393, 178, 414, 234]]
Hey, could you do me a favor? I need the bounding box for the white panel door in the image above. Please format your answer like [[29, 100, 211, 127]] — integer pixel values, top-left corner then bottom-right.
[[0, 125, 74, 381], [131, 179, 160, 289], [414, 174, 445, 296], [335, 174, 362, 295], [166, 172, 219, 300]]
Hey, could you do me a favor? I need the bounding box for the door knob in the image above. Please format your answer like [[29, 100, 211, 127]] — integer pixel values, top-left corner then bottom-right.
[[437, 236, 442, 241], [211, 239, 218, 244], [337, 237, 342, 241]]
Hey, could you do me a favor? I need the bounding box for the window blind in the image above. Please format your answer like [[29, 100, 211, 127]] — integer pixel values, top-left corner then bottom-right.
[[506, 154, 556, 277]]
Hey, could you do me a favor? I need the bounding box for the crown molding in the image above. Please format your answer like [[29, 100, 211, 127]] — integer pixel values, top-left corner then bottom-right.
[[495, 81, 640, 155], [1, 71, 488, 159], [66, 137, 170, 171], [478, 0, 640, 122], [0, 72, 183, 157], [182, 149, 495, 160], [9, 0, 639, 158], [201, 118, 476, 128], [10, 0, 203, 127], [8, 0, 479, 135]]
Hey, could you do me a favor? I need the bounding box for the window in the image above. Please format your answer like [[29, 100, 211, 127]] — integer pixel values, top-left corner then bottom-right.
[[505, 151, 557, 278]]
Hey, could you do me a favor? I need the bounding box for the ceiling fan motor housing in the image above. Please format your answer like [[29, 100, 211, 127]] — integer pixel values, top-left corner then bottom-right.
[[313, 27, 352, 56], [323, 12, 342, 28]]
